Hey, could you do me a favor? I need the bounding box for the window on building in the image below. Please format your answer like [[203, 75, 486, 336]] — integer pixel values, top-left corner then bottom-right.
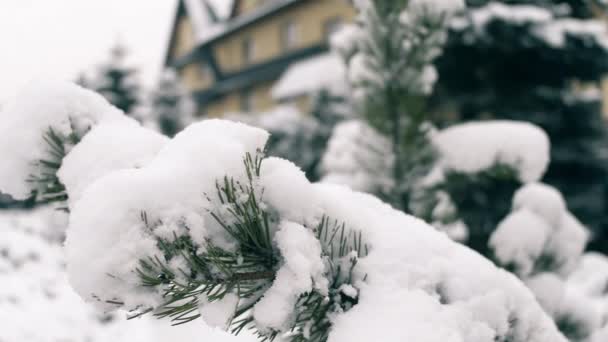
[[240, 87, 255, 112], [242, 36, 255, 65], [323, 17, 343, 41], [280, 19, 298, 51]]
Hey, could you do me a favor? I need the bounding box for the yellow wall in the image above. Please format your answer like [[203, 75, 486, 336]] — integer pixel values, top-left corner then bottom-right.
[[170, 15, 196, 60], [203, 80, 277, 117], [178, 62, 214, 91], [213, 0, 355, 73]]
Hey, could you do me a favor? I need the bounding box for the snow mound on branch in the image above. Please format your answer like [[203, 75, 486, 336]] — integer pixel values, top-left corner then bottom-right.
[[320, 120, 394, 194], [65, 119, 565, 341], [58, 122, 168, 206], [253, 221, 327, 330], [433, 121, 550, 182], [66, 120, 269, 311], [0, 80, 132, 199], [490, 183, 588, 278]]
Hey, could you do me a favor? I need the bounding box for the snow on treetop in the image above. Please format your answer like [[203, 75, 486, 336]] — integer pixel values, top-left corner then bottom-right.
[[455, 2, 608, 50], [63, 119, 566, 341], [433, 120, 550, 183], [0, 80, 131, 199]]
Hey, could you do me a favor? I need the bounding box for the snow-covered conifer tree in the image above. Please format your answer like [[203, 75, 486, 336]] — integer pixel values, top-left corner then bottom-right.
[[434, 0, 608, 253], [0, 80, 569, 342], [150, 69, 194, 137], [91, 42, 140, 115]]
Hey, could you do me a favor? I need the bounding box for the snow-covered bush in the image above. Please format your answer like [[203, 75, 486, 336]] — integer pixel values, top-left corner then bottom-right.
[[0, 81, 568, 342], [489, 183, 599, 341], [412, 121, 550, 251]]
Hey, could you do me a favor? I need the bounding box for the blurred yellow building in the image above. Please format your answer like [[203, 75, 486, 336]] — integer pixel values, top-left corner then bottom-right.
[[165, 0, 355, 117]]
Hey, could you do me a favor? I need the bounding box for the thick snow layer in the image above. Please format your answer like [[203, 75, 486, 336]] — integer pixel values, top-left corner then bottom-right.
[[433, 121, 550, 182], [65, 119, 566, 341], [0, 209, 255, 342], [320, 120, 394, 194], [271, 53, 347, 100], [58, 122, 168, 207], [0, 80, 129, 199], [66, 120, 269, 310]]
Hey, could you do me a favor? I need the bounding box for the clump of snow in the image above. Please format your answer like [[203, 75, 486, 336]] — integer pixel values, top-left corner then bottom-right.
[[433, 121, 550, 183], [489, 183, 602, 339], [490, 183, 588, 278], [63, 119, 567, 341], [320, 120, 394, 194], [198, 293, 240, 330], [0, 80, 130, 199], [58, 122, 168, 206], [253, 221, 327, 330], [272, 53, 347, 101]]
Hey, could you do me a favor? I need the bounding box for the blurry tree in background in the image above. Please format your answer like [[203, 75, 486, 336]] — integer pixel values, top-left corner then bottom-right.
[[149, 69, 194, 137], [332, 0, 463, 209], [90, 42, 140, 115], [433, 0, 608, 253]]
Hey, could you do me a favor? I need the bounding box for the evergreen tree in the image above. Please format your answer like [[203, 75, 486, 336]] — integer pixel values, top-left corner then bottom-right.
[[93, 43, 139, 115], [332, 0, 463, 209], [432, 0, 608, 253], [150, 69, 194, 137]]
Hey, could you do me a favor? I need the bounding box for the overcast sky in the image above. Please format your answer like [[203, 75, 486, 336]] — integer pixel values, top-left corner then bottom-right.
[[0, 0, 178, 103]]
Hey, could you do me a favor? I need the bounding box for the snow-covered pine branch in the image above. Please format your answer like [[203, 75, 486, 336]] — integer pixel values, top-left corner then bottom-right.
[[0, 80, 167, 209], [0, 81, 569, 342]]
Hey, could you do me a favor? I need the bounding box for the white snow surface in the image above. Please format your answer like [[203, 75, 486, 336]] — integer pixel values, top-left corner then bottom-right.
[[0, 208, 255, 342], [0, 80, 130, 199], [433, 121, 550, 182], [271, 53, 348, 100], [64, 119, 567, 341]]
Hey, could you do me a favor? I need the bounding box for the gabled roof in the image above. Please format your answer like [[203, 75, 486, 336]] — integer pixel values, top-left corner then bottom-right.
[[197, 0, 302, 47]]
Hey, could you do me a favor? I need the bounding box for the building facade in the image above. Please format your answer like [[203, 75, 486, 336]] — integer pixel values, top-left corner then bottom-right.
[[165, 0, 355, 117]]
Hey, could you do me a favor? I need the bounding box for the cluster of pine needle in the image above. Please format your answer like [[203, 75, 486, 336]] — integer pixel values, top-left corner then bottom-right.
[[133, 152, 368, 342]]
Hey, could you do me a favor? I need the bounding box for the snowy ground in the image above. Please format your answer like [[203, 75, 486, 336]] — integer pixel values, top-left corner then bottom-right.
[[0, 208, 256, 342]]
